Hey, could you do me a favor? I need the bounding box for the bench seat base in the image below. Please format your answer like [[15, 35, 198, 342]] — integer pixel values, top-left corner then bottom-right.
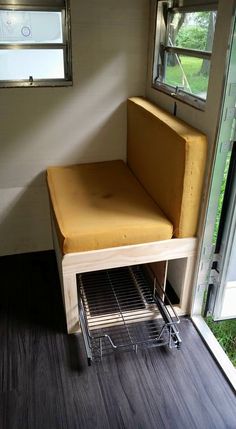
[[51, 215, 197, 333]]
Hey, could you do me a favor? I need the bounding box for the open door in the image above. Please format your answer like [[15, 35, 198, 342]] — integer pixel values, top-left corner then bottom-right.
[[209, 142, 236, 320], [190, 6, 236, 389]]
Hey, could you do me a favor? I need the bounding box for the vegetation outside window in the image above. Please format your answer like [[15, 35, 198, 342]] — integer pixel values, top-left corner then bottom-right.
[[0, 0, 72, 87], [153, 1, 217, 109]]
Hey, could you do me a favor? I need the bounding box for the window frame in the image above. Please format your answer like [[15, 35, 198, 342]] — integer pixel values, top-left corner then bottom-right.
[[0, 1, 72, 87], [152, 1, 218, 110]]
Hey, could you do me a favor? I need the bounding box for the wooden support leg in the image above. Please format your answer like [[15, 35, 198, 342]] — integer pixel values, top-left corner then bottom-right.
[[179, 255, 196, 314], [50, 213, 80, 333], [62, 271, 80, 334]]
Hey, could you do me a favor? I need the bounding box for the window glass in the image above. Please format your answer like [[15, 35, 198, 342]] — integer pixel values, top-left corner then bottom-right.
[[0, 11, 63, 44], [0, 49, 64, 80], [0, 3, 71, 87], [168, 11, 217, 51], [164, 54, 210, 99], [153, 5, 217, 107]]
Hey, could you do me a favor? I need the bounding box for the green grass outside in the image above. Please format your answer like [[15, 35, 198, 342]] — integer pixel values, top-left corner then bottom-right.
[[206, 317, 236, 367], [165, 57, 209, 95]]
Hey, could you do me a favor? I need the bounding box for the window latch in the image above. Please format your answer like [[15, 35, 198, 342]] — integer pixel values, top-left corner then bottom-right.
[[29, 76, 33, 85]]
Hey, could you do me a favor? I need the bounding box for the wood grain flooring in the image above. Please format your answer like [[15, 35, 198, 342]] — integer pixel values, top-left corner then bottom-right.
[[0, 251, 235, 429]]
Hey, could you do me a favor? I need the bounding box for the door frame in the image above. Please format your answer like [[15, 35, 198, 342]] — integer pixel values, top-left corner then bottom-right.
[[191, 10, 236, 392], [213, 143, 236, 320]]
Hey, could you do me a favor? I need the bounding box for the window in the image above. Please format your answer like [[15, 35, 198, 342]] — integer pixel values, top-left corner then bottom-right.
[[0, 0, 72, 87], [152, 1, 217, 108]]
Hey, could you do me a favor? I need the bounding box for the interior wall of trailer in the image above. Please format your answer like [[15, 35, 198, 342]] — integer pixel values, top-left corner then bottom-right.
[[0, 0, 149, 256], [1, 0, 234, 258]]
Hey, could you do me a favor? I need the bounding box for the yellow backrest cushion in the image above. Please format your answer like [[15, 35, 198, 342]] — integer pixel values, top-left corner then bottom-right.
[[127, 97, 207, 238]]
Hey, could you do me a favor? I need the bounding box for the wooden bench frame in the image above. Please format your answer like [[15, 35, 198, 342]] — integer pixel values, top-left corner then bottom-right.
[[51, 213, 197, 334], [48, 98, 207, 334]]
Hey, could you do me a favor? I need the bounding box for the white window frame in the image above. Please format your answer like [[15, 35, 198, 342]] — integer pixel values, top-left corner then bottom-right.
[[0, 0, 72, 87], [152, 1, 218, 110]]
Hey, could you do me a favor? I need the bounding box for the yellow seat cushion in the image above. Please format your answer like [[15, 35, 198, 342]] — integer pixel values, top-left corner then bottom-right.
[[47, 160, 173, 254], [127, 97, 207, 238]]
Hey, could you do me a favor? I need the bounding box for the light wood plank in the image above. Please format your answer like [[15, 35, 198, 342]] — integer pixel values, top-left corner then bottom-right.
[[51, 212, 80, 334], [179, 255, 196, 314], [62, 237, 197, 275]]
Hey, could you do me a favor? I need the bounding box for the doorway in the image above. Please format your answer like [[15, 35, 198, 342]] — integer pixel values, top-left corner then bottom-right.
[[192, 13, 236, 391]]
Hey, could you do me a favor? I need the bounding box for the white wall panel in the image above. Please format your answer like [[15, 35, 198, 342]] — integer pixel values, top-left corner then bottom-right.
[[0, 0, 150, 255], [0, 186, 52, 255]]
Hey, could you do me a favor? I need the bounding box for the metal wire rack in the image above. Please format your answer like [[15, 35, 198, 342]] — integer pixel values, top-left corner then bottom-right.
[[77, 265, 181, 364]]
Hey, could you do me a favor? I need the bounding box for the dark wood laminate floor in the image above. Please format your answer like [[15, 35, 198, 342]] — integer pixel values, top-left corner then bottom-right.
[[0, 251, 235, 429]]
